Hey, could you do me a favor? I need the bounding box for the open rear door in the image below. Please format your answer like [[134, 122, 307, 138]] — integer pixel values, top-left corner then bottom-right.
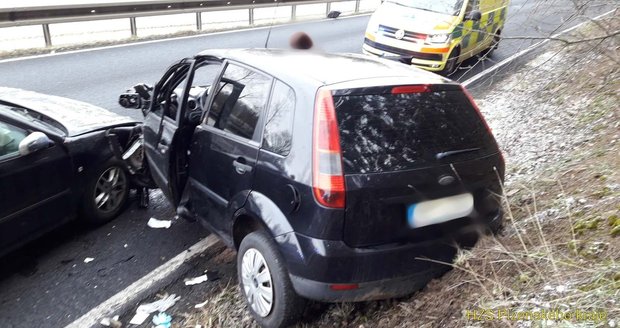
[[142, 59, 194, 206]]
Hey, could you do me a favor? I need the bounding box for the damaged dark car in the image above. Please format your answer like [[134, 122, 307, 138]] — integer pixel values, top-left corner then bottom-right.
[[0, 87, 152, 257], [119, 49, 505, 327]]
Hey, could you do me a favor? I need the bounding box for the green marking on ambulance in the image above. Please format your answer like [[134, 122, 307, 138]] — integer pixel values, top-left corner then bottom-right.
[[452, 23, 464, 38], [462, 34, 471, 48]]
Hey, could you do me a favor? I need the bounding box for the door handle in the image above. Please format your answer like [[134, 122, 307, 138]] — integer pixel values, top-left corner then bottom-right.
[[232, 158, 253, 175], [157, 141, 169, 154]]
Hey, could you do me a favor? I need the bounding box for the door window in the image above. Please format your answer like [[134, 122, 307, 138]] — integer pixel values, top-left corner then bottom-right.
[[152, 61, 191, 120], [206, 63, 272, 140], [262, 81, 295, 155], [186, 61, 223, 114], [0, 121, 27, 160]]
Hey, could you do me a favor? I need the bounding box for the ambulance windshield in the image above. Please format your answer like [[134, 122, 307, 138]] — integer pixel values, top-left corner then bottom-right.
[[388, 0, 465, 16]]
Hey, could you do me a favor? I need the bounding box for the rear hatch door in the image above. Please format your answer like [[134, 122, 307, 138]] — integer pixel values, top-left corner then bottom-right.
[[333, 84, 503, 247]]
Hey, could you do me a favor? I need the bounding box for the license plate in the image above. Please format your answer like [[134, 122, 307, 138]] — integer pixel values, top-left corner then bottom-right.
[[407, 193, 474, 228]]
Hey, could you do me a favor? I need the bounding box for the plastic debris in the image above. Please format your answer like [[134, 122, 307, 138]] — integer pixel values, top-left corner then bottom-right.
[[184, 274, 208, 286], [128, 311, 149, 326], [147, 217, 172, 229], [152, 312, 172, 328], [194, 300, 209, 308], [205, 270, 219, 281], [100, 315, 121, 328], [129, 294, 180, 325], [84, 257, 95, 263]]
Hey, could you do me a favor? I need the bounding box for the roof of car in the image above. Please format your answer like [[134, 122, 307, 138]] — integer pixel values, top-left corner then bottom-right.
[[197, 49, 451, 86]]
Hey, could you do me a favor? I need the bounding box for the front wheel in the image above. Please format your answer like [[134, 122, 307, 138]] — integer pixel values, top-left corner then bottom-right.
[[237, 230, 306, 328], [81, 159, 129, 225], [440, 48, 460, 76]]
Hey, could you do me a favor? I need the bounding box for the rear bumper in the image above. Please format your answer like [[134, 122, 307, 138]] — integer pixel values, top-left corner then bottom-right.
[[290, 268, 444, 302], [275, 211, 502, 302]]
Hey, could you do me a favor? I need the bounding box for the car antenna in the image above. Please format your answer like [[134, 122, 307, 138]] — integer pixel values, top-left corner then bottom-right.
[[264, 0, 281, 48]]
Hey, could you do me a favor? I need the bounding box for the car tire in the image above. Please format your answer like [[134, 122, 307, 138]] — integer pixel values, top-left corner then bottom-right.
[[81, 158, 129, 225], [484, 31, 501, 58], [237, 230, 306, 328], [440, 48, 460, 76]]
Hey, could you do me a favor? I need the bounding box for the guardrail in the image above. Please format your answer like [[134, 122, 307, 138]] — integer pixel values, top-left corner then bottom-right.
[[0, 0, 365, 47]]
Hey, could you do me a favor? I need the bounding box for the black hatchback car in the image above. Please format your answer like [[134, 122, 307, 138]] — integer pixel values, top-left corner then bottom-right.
[[121, 49, 504, 327], [0, 87, 143, 257]]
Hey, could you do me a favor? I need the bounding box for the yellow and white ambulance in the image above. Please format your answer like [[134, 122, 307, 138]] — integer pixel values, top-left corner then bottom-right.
[[363, 0, 509, 74]]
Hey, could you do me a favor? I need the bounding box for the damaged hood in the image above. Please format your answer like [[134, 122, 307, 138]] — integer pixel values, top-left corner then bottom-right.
[[0, 87, 137, 136]]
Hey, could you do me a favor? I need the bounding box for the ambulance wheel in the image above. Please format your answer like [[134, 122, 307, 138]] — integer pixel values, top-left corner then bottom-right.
[[441, 48, 460, 76], [485, 31, 501, 57]]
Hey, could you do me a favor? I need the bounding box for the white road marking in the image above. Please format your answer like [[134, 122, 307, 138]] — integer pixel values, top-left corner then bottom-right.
[[0, 14, 371, 64], [463, 8, 617, 87], [64, 235, 220, 328]]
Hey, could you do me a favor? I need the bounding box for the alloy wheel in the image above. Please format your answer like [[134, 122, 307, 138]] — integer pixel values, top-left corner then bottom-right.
[[241, 248, 274, 317], [93, 167, 127, 213]]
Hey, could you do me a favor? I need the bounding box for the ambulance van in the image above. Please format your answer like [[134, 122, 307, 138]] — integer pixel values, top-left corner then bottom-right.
[[363, 0, 509, 75]]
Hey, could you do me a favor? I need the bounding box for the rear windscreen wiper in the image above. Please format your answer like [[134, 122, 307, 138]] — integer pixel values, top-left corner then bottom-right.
[[435, 147, 481, 160]]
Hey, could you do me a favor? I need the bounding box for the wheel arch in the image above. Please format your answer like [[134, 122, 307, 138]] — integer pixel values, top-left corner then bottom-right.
[[232, 191, 294, 250]]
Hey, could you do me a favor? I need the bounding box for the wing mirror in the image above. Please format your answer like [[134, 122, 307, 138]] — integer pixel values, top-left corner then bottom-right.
[[18, 132, 52, 156], [119, 83, 153, 110], [465, 10, 482, 21]]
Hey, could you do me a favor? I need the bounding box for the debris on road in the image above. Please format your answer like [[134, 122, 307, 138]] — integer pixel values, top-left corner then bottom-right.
[[100, 315, 121, 328], [83, 257, 95, 263], [184, 274, 208, 286], [147, 217, 172, 229], [60, 258, 74, 265], [152, 312, 173, 328], [129, 294, 180, 325], [194, 300, 208, 309]]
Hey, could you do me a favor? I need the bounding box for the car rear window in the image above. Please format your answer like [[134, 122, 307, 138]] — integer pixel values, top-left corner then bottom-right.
[[333, 88, 497, 174]]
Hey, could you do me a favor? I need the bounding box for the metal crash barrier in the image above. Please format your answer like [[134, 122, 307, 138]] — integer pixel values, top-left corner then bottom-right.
[[0, 0, 366, 47]]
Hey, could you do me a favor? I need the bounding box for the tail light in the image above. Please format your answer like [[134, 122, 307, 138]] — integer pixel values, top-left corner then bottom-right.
[[312, 88, 345, 208]]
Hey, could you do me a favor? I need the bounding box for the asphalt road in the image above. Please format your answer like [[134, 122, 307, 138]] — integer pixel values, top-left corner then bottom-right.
[[0, 1, 614, 327]]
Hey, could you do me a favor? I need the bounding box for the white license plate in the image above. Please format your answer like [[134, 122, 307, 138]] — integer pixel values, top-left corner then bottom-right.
[[407, 193, 474, 228]]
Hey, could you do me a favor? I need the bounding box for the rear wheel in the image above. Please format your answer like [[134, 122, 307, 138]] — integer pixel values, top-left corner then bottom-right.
[[484, 31, 501, 58], [81, 159, 129, 225], [237, 230, 305, 328]]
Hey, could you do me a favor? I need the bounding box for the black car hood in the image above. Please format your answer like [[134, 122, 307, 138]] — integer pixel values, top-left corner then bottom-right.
[[0, 87, 137, 136]]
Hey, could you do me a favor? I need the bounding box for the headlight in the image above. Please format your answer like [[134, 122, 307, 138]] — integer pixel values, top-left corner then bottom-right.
[[426, 34, 451, 44]]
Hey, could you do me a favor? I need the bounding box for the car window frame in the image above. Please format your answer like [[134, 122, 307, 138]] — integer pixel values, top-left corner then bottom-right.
[[259, 79, 297, 157], [201, 59, 274, 147], [0, 119, 29, 162]]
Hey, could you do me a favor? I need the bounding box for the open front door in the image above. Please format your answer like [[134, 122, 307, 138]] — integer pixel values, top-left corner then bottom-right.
[[143, 59, 194, 206]]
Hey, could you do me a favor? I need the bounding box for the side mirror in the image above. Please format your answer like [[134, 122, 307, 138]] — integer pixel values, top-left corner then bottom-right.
[[18, 132, 52, 156], [119, 83, 153, 109], [465, 10, 482, 21]]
